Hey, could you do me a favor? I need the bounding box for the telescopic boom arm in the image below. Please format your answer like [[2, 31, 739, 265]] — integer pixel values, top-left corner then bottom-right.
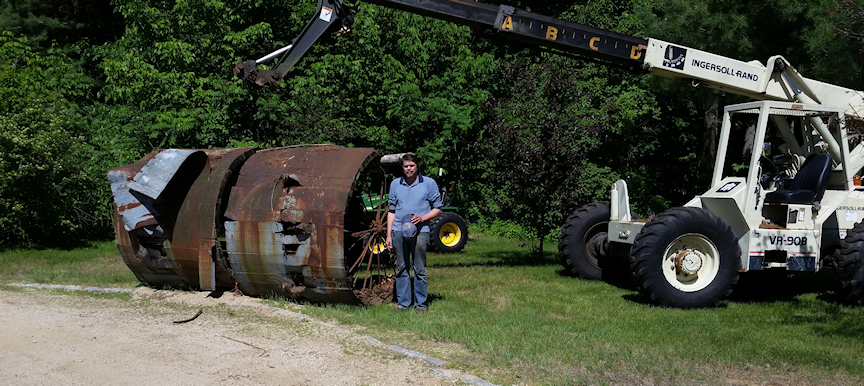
[[234, 0, 354, 87], [235, 0, 864, 120], [234, 0, 648, 88], [235, 0, 864, 182]]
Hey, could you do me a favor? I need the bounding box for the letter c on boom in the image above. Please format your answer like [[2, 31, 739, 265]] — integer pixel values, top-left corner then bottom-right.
[[589, 37, 600, 51]]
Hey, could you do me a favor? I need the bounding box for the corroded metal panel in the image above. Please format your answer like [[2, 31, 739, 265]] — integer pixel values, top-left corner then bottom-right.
[[106, 153, 160, 232], [167, 148, 256, 290], [109, 145, 382, 304], [109, 148, 254, 290], [127, 149, 201, 201], [223, 146, 379, 302]]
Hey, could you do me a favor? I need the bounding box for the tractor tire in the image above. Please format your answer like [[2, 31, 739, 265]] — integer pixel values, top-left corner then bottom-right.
[[429, 212, 468, 253], [631, 207, 741, 308], [558, 201, 630, 281], [832, 222, 864, 305]]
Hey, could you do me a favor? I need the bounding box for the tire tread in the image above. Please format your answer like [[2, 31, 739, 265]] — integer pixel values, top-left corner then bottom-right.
[[630, 207, 741, 308], [833, 222, 864, 304]]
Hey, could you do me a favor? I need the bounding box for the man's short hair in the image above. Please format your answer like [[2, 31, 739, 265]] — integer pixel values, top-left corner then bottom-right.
[[401, 153, 419, 165]]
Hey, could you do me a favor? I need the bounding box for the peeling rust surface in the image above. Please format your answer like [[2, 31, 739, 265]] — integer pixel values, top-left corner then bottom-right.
[[167, 148, 256, 291], [109, 148, 254, 290], [107, 153, 159, 232], [109, 146, 382, 304], [224, 146, 378, 303]]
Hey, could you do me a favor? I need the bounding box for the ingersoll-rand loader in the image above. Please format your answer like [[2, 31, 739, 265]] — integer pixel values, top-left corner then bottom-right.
[[230, 0, 864, 307], [556, 37, 864, 308], [563, 100, 864, 308]]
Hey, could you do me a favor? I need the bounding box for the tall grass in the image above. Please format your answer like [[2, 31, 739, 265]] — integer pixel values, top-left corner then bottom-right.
[[0, 240, 137, 287]]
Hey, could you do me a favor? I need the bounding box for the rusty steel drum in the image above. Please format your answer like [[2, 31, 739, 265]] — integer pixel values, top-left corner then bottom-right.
[[108, 145, 384, 304]]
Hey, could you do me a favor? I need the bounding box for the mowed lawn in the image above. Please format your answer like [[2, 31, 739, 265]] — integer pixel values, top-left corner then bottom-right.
[[2, 236, 863, 385]]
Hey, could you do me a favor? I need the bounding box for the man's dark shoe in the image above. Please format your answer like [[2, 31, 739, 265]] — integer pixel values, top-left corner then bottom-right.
[[415, 306, 427, 314]]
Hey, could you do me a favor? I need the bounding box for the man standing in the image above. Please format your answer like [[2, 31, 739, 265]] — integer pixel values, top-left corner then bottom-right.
[[386, 154, 442, 312]]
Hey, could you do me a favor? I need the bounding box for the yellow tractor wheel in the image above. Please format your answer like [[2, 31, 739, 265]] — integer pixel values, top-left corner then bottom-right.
[[429, 212, 468, 253]]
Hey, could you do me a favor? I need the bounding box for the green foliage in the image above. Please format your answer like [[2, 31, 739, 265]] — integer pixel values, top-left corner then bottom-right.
[[637, 0, 862, 89], [92, 0, 290, 150], [3, 0, 864, 249], [273, 4, 497, 163], [469, 54, 648, 249], [0, 32, 112, 247], [463, 2, 665, 245], [835, 0, 864, 54], [91, 1, 497, 160], [0, 0, 123, 51]]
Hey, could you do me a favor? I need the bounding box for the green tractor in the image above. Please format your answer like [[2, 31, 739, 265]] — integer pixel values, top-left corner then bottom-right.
[[361, 179, 468, 254]]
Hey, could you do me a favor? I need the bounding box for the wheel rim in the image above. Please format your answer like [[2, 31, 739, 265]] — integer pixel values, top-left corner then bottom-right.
[[368, 235, 386, 254], [582, 222, 608, 268], [439, 222, 462, 247], [661, 233, 720, 292]]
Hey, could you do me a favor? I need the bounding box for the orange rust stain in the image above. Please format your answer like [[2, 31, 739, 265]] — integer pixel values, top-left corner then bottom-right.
[[310, 145, 341, 152], [116, 202, 142, 212]]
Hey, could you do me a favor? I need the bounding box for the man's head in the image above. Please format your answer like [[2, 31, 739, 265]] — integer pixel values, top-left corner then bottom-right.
[[401, 153, 419, 179]]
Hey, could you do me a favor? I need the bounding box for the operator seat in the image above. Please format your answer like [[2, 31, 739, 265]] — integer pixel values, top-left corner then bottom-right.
[[764, 153, 832, 205]]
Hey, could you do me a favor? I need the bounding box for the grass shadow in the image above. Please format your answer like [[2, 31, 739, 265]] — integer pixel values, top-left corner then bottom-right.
[[727, 270, 840, 304], [430, 249, 559, 268], [0, 238, 111, 253], [616, 271, 854, 313], [620, 293, 651, 306], [426, 292, 445, 307], [778, 299, 864, 339]]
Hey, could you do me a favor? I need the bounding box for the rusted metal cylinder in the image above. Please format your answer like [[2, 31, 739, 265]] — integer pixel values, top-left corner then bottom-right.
[[108, 145, 381, 304], [222, 146, 379, 303], [109, 148, 255, 290]]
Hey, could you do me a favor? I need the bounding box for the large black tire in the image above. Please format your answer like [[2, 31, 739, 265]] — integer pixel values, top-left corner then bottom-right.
[[832, 222, 864, 305], [558, 202, 627, 280], [429, 212, 468, 253], [631, 207, 741, 308]]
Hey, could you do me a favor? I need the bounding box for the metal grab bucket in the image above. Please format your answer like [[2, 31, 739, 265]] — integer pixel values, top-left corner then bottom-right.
[[108, 145, 391, 304]]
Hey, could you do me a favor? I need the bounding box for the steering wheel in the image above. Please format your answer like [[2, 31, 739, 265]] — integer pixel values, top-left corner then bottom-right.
[[759, 155, 780, 189]]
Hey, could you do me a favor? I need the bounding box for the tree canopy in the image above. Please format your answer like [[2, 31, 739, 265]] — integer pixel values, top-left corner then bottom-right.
[[1, 0, 862, 248]]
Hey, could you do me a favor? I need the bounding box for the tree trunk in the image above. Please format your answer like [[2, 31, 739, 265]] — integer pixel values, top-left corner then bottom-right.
[[698, 97, 720, 179], [537, 229, 545, 258]]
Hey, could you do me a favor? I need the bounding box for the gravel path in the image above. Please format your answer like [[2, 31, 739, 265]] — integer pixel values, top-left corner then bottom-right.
[[0, 287, 490, 386]]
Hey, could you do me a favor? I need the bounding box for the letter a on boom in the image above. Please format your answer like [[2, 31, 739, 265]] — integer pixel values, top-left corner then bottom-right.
[[501, 16, 513, 31]]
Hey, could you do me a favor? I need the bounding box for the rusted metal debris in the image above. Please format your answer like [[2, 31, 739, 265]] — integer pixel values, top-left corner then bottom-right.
[[108, 145, 400, 304], [173, 309, 203, 324]]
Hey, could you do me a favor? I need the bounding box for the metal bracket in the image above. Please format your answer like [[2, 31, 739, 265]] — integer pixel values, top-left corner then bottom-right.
[[494, 5, 515, 31]]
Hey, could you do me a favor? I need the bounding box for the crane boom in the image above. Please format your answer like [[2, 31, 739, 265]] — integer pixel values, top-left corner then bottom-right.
[[234, 0, 649, 86], [234, 0, 864, 168], [236, 0, 863, 116]]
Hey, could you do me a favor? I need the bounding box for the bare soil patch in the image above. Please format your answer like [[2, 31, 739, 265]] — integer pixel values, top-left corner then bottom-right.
[[0, 288, 456, 385]]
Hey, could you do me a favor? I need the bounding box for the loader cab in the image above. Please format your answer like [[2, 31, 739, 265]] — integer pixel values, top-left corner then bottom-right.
[[701, 101, 858, 271], [707, 102, 851, 224]]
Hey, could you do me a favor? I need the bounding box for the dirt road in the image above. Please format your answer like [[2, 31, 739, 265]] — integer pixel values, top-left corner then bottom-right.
[[0, 288, 480, 386]]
